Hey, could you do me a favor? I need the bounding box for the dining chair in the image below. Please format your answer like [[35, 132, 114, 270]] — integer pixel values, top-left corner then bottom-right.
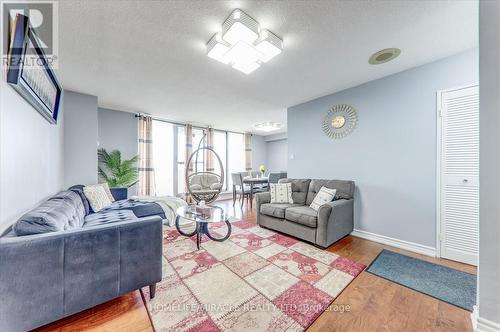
[[268, 172, 281, 184], [266, 172, 288, 191], [231, 172, 251, 208]]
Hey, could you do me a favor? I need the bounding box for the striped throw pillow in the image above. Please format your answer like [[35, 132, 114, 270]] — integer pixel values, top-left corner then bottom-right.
[[270, 183, 294, 204], [310, 186, 337, 211]]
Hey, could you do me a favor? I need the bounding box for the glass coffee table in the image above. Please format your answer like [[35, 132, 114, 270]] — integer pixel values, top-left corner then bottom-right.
[[175, 205, 232, 250]]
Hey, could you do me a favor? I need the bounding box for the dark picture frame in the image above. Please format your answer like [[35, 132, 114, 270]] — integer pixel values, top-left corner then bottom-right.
[[6, 14, 62, 124]]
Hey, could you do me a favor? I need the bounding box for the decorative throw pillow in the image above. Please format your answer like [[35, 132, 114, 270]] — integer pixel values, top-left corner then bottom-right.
[[270, 183, 293, 204], [83, 185, 112, 212], [210, 183, 223, 190], [310, 186, 337, 211], [100, 182, 115, 202], [190, 184, 202, 191]]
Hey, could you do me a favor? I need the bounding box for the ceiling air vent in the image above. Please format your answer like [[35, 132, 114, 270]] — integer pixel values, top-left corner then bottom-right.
[[368, 48, 401, 65]]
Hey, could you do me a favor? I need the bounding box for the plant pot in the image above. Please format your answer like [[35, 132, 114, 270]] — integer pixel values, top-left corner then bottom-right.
[[110, 187, 128, 201]]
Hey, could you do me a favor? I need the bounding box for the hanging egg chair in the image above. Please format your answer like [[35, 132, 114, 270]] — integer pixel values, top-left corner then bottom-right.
[[185, 144, 225, 204]]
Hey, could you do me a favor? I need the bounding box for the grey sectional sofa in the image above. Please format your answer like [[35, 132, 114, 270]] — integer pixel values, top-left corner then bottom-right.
[[256, 178, 355, 248], [0, 189, 164, 332]]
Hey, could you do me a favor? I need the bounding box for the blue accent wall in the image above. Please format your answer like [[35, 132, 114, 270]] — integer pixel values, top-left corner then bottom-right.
[[287, 49, 478, 248]]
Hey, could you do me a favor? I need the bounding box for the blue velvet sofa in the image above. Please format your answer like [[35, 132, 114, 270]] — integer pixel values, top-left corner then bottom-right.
[[0, 187, 165, 332]]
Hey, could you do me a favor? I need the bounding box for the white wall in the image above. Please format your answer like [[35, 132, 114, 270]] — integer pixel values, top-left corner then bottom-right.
[[0, 69, 64, 232], [478, 1, 500, 327], [252, 134, 267, 171], [63, 91, 98, 188], [251, 134, 288, 173], [266, 139, 287, 173]]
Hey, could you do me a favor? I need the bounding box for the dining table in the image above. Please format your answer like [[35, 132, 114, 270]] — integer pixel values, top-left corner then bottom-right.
[[243, 176, 269, 208]]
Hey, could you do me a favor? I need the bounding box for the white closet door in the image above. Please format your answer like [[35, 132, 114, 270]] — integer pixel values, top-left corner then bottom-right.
[[439, 85, 479, 266]]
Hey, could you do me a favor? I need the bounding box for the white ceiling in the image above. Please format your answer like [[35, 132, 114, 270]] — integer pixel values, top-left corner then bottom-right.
[[58, 0, 478, 134]]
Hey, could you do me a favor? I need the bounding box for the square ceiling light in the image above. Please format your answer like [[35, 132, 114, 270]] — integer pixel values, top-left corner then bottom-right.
[[206, 33, 230, 64], [232, 61, 260, 75], [222, 9, 259, 45], [225, 40, 261, 63], [206, 9, 283, 74], [255, 29, 283, 63]]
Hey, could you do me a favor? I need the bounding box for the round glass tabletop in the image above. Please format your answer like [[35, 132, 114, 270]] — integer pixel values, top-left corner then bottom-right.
[[176, 205, 227, 223]]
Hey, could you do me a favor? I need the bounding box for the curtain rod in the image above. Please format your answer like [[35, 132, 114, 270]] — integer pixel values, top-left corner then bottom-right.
[[135, 114, 251, 135]]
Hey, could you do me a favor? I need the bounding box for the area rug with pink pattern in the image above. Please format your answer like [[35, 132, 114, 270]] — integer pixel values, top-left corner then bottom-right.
[[141, 220, 365, 331]]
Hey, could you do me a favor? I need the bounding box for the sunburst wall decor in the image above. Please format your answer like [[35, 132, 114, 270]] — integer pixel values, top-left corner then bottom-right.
[[322, 104, 358, 139]]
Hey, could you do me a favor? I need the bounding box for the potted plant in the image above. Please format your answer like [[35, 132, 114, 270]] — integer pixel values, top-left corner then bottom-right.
[[259, 164, 266, 177], [98, 148, 139, 200]]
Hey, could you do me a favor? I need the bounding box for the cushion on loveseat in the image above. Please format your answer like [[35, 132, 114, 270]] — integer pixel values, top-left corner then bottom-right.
[[260, 203, 299, 219], [13, 190, 86, 236], [306, 179, 355, 205], [285, 206, 318, 227], [277, 178, 311, 205]]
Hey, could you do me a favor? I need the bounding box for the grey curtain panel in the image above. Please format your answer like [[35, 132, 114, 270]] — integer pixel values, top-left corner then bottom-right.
[[206, 127, 214, 172], [244, 132, 252, 172], [184, 124, 193, 203], [138, 115, 156, 196]]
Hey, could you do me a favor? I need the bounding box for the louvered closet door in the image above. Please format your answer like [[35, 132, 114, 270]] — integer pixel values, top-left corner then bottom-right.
[[439, 85, 479, 266]]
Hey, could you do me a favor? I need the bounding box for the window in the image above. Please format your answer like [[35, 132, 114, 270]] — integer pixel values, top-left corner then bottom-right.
[[227, 132, 245, 189], [213, 130, 227, 190], [176, 126, 185, 195], [152, 120, 246, 196], [152, 121, 174, 195], [176, 127, 206, 194], [192, 128, 206, 173]]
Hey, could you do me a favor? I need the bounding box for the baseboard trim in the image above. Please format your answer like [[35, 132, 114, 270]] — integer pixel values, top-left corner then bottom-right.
[[471, 306, 479, 330], [351, 229, 436, 257], [476, 317, 500, 332]]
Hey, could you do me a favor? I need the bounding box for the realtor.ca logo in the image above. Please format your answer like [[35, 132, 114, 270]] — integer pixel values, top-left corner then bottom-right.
[[1, 0, 58, 67]]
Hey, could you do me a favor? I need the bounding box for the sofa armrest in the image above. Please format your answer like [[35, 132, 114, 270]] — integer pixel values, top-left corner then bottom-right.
[[316, 199, 354, 248], [0, 216, 163, 332], [256, 192, 271, 205], [255, 192, 271, 225]]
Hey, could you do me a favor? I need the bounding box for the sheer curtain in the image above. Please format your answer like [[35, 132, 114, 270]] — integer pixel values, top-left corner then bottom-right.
[[138, 115, 156, 196], [184, 124, 193, 202], [206, 127, 214, 172], [244, 132, 252, 173]]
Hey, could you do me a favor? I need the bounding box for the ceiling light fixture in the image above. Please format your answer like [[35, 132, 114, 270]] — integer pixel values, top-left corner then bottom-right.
[[368, 48, 401, 65], [254, 122, 281, 132], [206, 9, 283, 74], [206, 33, 231, 64]]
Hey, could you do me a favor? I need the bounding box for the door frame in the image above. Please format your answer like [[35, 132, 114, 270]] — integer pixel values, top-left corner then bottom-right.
[[435, 83, 479, 259]]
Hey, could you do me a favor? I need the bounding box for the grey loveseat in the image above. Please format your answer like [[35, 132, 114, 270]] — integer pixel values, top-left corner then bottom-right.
[[256, 178, 355, 248], [0, 189, 163, 332]]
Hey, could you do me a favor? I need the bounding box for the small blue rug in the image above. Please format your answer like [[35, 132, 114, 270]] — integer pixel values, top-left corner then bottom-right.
[[367, 250, 476, 311]]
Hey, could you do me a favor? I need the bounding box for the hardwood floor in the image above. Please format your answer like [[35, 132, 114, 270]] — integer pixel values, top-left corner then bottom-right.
[[36, 198, 475, 332]]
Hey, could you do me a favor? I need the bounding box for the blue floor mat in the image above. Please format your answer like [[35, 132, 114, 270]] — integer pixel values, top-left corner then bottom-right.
[[366, 249, 476, 311]]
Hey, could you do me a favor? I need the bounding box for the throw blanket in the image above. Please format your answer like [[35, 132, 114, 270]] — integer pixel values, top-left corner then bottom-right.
[[130, 195, 188, 226]]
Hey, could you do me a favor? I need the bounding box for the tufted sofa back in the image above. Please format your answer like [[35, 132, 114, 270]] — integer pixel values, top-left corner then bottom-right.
[[306, 179, 355, 205], [277, 178, 311, 205], [13, 190, 86, 236]]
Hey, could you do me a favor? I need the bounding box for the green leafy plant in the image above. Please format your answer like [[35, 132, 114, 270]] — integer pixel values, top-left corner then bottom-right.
[[98, 148, 139, 188]]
